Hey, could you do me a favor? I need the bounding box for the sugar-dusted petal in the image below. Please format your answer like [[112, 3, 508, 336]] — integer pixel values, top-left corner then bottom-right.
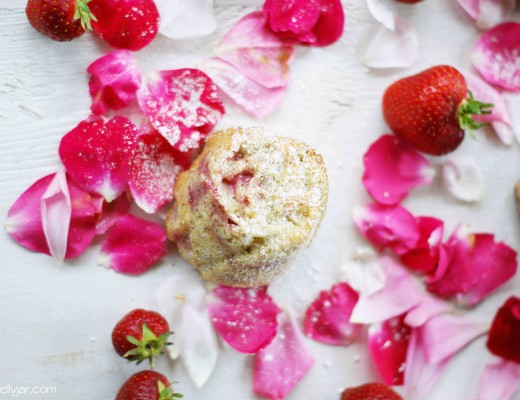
[[99, 214, 167, 275], [362, 134, 433, 205], [353, 203, 420, 255], [368, 314, 411, 386], [350, 256, 422, 324], [128, 133, 185, 213], [487, 296, 520, 363], [87, 50, 142, 116], [404, 294, 452, 328], [95, 194, 131, 235], [472, 22, 520, 91], [303, 282, 362, 346], [478, 358, 520, 400], [156, 0, 216, 40], [207, 286, 281, 354], [442, 157, 484, 203], [137, 69, 225, 151], [253, 310, 315, 400], [59, 117, 138, 202]]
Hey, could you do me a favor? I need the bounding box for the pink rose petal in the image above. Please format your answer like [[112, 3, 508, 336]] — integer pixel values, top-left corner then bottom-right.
[[457, 0, 479, 20], [303, 282, 362, 346], [353, 203, 420, 255], [442, 157, 484, 202], [59, 117, 138, 202], [472, 22, 520, 91], [137, 69, 225, 151], [95, 194, 131, 235], [457, 0, 516, 29], [253, 310, 315, 400], [404, 294, 452, 328], [368, 314, 411, 385], [350, 256, 422, 324], [362, 134, 433, 205], [478, 359, 520, 400], [155, 0, 217, 40], [99, 214, 167, 275], [87, 50, 142, 116], [207, 286, 281, 354]]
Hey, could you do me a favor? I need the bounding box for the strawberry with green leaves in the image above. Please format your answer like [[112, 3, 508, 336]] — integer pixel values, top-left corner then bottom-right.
[[116, 371, 183, 400]]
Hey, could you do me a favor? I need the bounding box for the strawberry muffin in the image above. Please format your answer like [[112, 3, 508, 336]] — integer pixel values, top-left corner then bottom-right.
[[166, 127, 328, 288]]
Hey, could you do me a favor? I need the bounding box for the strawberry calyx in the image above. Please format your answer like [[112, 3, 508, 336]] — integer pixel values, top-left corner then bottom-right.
[[123, 323, 173, 368], [73, 0, 97, 31], [457, 91, 494, 132], [157, 381, 184, 400]]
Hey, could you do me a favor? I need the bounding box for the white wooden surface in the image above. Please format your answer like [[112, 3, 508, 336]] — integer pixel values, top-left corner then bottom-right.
[[1, 1, 519, 399]]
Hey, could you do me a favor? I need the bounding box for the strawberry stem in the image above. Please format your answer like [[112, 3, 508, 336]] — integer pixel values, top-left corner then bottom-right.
[[74, 0, 97, 31], [457, 91, 494, 132], [123, 323, 173, 368], [157, 381, 184, 400]]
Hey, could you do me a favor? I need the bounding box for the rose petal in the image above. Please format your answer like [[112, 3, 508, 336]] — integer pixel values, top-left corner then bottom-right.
[[253, 310, 315, 400], [368, 314, 411, 385], [441, 157, 484, 202], [456, 0, 479, 20], [137, 69, 225, 151], [478, 358, 520, 400], [87, 50, 142, 116], [404, 294, 452, 328], [353, 203, 420, 255], [156, 0, 217, 40], [350, 256, 422, 324], [59, 117, 138, 202], [303, 282, 362, 346], [487, 296, 520, 363], [341, 247, 386, 296], [457, 0, 516, 29], [99, 214, 167, 275], [362, 135, 433, 205], [472, 22, 520, 91], [95, 194, 131, 235]]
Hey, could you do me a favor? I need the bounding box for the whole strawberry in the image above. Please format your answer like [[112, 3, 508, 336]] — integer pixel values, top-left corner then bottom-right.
[[112, 309, 172, 368], [486, 296, 520, 363], [383, 65, 493, 156], [26, 0, 96, 42], [116, 370, 183, 400], [341, 383, 403, 400]]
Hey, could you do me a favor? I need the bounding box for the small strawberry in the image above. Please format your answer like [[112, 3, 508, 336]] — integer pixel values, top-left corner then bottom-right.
[[26, 0, 97, 42], [395, 0, 422, 3], [112, 309, 172, 368], [116, 370, 183, 400], [341, 383, 403, 400], [486, 296, 520, 363], [383, 65, 493, 156]]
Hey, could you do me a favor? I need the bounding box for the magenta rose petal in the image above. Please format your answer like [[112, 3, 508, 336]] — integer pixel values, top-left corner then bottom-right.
[[253, 310, 315, 400], [362, 134, 434, 205], [99, 214, 167, 275], [207, 286, 281, 354], [478, 359, 520, 400], [59, 117, 138, 202], [95, 194, 131, 235], [303, 282, 362, 346]]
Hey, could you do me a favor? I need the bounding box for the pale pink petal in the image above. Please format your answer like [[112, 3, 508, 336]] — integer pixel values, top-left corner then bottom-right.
[[477, 0, 516, 30], [59, 117, 138, 202], [456, 0, 479, 20], [137, 69, 225, 151], [404, 294, 452, 328], [95, 194, 131, 235], [350, 256, 422, 324], [341, 247, 386, 296], [253, 310, 315, 400], [303, 282, 362, 346], [203, 58, 287, 119], [363, 134, 433, 205], [493, 121, 516, 145], [156, 0, 216, 40], [478, 359, 520, 400], [87, 50, 142, 116], [41, 170, 71, 262], [128, 133, 185, 213], [472, 22, 520, 91], [99, 214, 167, 275], [353, 203, 420, 255], [442, 157, 484, 202], [207, 286, 281, 354]]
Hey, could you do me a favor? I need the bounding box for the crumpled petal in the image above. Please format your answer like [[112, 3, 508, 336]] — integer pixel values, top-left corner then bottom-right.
[[456, 0, 516, 30], [253, 310, 315, 400], [95, 194, 131, 235], [99, 214, 167, 275], [404, 294, 452, 328], [87, 50, 142, 116], [59, 117, 138, 202], [303, 282, 362, 346], [363, 0, 418, 69], [472, 22, 520, 92], [137, 69, 225, 151], [350, 256, 422, 324], [353, 203, 420, 255], [155, 0, 217, 40], [478, 358, 520, 400], [441, 157, 484, 202], [487, 296, 520, 363], [362, 134, 434, 205], [368, 314, 411, 386]]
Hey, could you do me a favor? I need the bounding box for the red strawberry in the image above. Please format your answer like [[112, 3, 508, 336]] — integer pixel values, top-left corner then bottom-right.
[[383, 65, 493, 156], [486, 296, 520, 363], [89, 0, 159, 51], [112, 309, 172, 368], [341, 383, 403, 400], [395, 0, 422, 3], [116, 370, 183, 400], [25, 0, 96, 42]]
